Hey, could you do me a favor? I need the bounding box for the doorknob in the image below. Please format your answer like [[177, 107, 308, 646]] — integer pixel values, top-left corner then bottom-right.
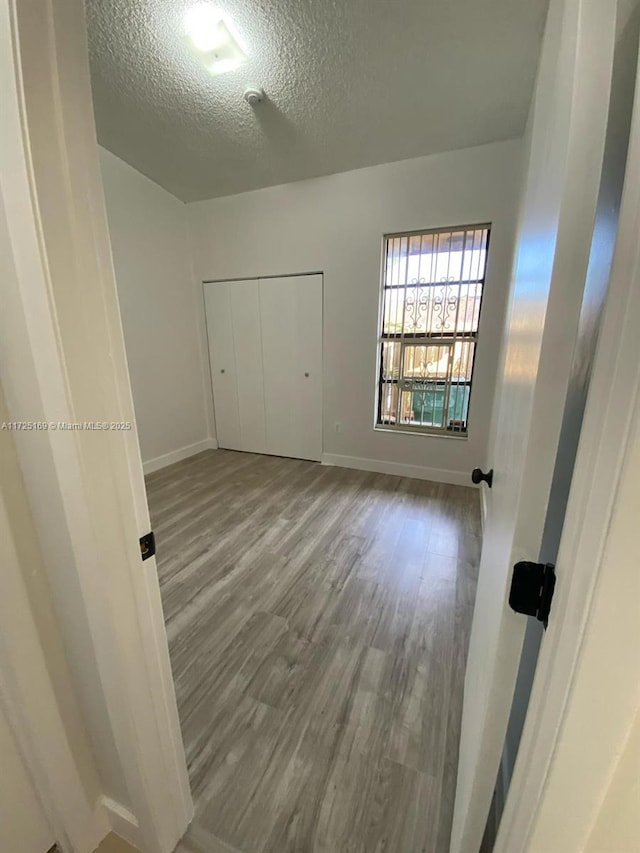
[[220, 369, 225, 374], [471, 467, 493, 488], [304, 372, 310, 377]]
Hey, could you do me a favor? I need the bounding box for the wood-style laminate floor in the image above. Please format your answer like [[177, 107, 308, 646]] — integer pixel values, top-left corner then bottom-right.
[[147, 450, 481, 853]]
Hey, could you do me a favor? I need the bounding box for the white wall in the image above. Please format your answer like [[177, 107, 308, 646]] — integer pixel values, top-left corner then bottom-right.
[[99, 148, 210, 471], [187, 140, 523, 484], [585, 709, 640, 853]]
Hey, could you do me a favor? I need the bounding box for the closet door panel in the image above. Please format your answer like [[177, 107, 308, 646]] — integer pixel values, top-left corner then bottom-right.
[[229, 280, 267, 454], [293, 274, 323, 460], [204, 282, 241, 451], [260, 277, 297, 458], [260, 275, 322, 461]]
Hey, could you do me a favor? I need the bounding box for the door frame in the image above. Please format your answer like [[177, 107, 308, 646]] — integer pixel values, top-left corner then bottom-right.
[[494, 43, 640, 851], [0, 405, 105, 852], [1, 1, 192, 851]]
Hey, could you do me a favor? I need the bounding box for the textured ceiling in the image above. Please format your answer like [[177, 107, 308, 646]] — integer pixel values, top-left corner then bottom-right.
[[87, 0, 549, 202]]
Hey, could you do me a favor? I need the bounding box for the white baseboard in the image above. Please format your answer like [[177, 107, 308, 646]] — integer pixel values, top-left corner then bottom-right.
[[143, 438, 218, 475], [100, 796, 143, 850], [321, 453, 475, 487]]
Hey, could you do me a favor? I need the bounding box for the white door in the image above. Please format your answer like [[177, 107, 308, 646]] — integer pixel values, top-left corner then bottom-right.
[[260, 274, 323, 462], [229, 280, 268, 454], [450, 1, 618, 851], [0, 702, 53, 853], [204, 280, 268, 454], [204, 281, 242, 451]]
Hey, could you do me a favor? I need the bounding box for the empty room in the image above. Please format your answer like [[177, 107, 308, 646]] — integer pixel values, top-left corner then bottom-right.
[[91, 1, 528, 848], [5, 0, 635, 851]]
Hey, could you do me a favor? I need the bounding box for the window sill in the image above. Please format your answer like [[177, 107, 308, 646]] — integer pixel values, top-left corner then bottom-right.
[[374, 425, 469, 440]]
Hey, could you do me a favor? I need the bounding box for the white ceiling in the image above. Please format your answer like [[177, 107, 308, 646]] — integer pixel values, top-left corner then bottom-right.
[[87, 0, 549, 203]]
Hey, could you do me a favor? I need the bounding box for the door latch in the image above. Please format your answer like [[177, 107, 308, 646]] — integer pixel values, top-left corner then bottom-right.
[[509, 561, 556, 628], [140, 531, 156, 561]]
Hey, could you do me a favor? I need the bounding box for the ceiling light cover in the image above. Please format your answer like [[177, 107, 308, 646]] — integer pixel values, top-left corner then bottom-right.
[[184, 4, 247, 75]]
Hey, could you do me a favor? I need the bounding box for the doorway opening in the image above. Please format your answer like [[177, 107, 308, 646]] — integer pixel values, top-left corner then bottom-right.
[[6, 0, 640, 851]]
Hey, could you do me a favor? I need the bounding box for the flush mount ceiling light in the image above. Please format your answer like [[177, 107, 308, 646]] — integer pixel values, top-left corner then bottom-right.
[[184, 4, 247, 75]]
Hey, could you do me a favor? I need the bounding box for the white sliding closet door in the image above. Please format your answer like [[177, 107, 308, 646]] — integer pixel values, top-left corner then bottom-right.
[[229, 280, 267, 454], [204, 280, 267, 454], [204, 282, 241, 451], [259, 274, 323, 462]]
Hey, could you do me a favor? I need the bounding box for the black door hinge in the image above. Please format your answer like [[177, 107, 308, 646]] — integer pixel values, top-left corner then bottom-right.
[[509, 561, 556, 629], [140, 531, 156, 561]]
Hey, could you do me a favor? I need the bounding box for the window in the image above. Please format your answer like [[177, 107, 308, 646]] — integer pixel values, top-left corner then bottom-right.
[[376, 224, 490, 436]]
